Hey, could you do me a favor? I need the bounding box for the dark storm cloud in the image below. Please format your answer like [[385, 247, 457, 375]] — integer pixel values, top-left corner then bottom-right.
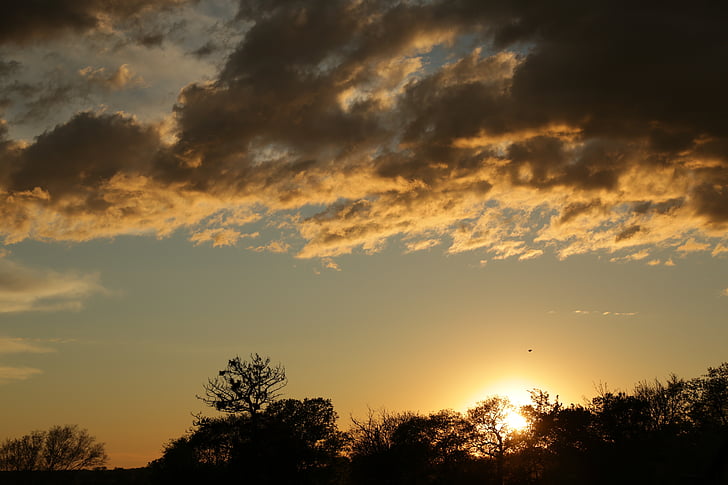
[[15, 84, 75, 125], [0, 0, 193, 45], [0, 0, 727, 257], [189, 41, 218, 58], [0, 59, 20, 79], [10, 112, 160, 197]]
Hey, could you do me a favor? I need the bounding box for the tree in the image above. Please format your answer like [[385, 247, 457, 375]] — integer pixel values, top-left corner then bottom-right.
[[0, 425, 107, 471], [347, 408, 415, 484], [520, 390, 598, 484], [0, 430, 44, 471], [153, 398, 346, 485], [150, 415, 248, 483], [389, 410, 473, 484], [467, 396, 524, 485], [255, 398, 347, 484], [688, 363, 728, 427], [155, 355, 346, 484], [199, 353, 287, 417]]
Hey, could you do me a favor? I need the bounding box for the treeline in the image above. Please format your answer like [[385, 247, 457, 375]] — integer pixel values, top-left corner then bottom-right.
[[149, 355, 728, 485], [0, 425, 107, 472], [3, 357, 728, 484]]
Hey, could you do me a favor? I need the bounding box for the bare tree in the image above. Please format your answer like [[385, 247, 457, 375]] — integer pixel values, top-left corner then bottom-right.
[[199, 353, 287, 417], [0, 425, 106, 471], [42, 425, 107, 471], [348, 407, 415, 457], [467, 396, 523, 485], [0, 431, 44, 471]]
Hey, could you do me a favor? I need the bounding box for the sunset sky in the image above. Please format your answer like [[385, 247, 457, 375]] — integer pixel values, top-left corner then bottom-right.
[[1, 0, 727, 468]]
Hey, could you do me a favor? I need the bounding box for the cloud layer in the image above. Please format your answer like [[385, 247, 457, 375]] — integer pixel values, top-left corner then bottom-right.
[[1, 0, 727, 261]]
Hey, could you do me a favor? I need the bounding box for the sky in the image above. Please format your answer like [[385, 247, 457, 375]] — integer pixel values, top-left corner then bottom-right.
[[0, 0, 727, 469]]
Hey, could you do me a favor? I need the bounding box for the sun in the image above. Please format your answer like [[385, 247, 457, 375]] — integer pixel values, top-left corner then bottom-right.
[[503, 408, 528, 431]]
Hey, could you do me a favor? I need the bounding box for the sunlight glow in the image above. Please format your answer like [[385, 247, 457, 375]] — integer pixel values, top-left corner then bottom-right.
[[459, 377, 537, 412], [503, 409, 528, 431]]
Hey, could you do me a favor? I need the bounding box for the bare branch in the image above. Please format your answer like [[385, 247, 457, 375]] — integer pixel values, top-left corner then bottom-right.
[[198, 353, 287, 416]]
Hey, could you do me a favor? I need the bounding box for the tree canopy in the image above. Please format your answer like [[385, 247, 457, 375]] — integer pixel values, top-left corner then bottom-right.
[[151, 358, 728, 484], [0, 425, 107, 472], [199, 353, 287, 416]]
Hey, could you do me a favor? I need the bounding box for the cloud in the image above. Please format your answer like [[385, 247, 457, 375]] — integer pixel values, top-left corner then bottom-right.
[[0, 0, 191, 45], [0, 337, 54, 354], [610, 250, 651, 263], [0, 0, 726, 262], [0, 366, 42, 384], [248, 241, 290, 254], [0, 258, 104, 313], [575, 310, 638, 317], [519, 249, 543, 261], [189, 228, 258, 247], [78, 64, 146, 91], [405, 238, 441, 253], [322, 258, 341, 271], [677, 238, 711, 253]]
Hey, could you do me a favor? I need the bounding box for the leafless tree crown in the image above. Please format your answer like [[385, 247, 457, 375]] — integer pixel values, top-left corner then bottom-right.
[[0, 425, 107, 471], [199, 353, 287, 416]]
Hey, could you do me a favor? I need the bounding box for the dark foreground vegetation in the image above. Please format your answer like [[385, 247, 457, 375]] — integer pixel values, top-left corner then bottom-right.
[[3, 355, 728, 484]]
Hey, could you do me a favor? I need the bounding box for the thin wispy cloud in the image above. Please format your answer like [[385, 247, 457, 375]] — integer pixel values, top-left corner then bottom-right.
[[574, 310, 638, 317], [0, 366, 42, 384], [0, 337, 54, 354], [0, 0, 725, 262], [322, 258, 342, 272], [0, 258, 105, 313]]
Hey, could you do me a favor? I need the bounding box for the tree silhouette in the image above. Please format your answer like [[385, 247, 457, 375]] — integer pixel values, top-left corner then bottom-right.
[[347, 408, 415, 484], [0, 430, 44, 471], [154, 355, 346, 484], [199, 353, 287, 417], [0, 425, 107, 471], [389, 410, 472, 484], [467, 396, 524, 485], [520, 390, 598, 484], [153, 398, 345, 484], [153, 359, 728, 484]]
